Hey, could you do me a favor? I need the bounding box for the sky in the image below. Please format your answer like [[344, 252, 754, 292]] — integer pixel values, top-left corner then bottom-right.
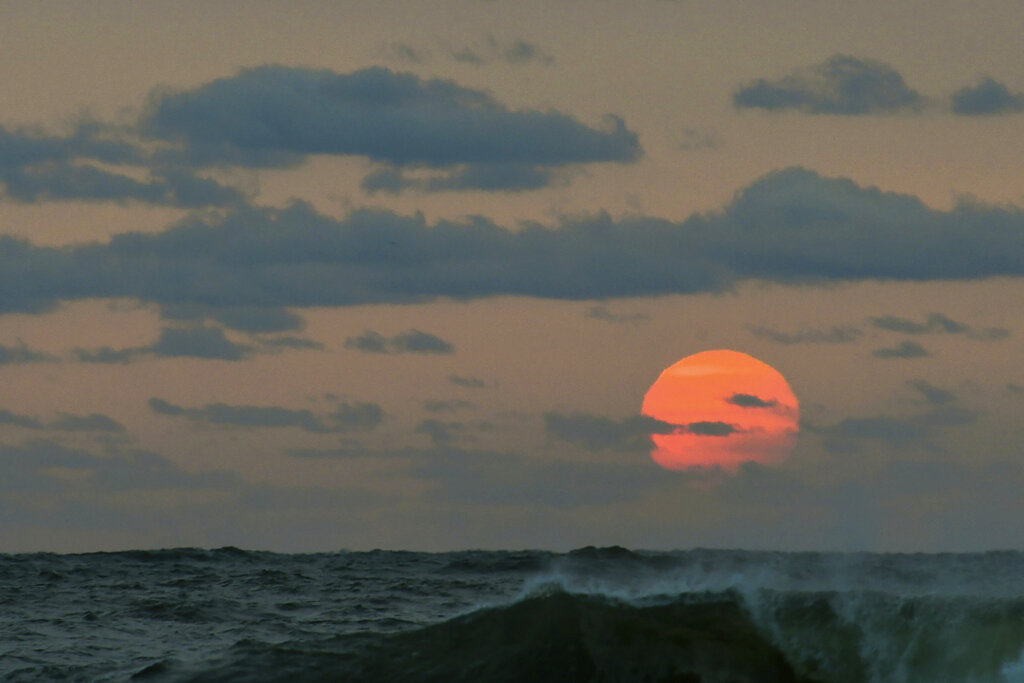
[[1, 0, 1023, 553]]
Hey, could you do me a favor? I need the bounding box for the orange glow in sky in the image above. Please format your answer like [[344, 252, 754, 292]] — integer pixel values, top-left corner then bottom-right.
[[642, 349, 799, 471]]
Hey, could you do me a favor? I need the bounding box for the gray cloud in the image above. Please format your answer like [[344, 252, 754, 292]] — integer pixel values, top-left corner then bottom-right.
[[256, 336, 324, 351], [6, 167, 1024, 315], [0, 410, 44, 430], [344, 329, 454, 354], [73, 346, 143, 364], [0, 123, 243, 207], [872, 340, 930, 359], [734, 54, 924, 115], [583, 304, 649, 324], [142, 65, 636, 192], [151, 326, 251, 360], [951, 78, 1024, 116], [0, 341, 55, 365], [686, 421, 738, 436], [748, 324, 862, 344], [544, 412, 675, 452], [870, 312, 1009, 340], [161, 304, 305, 333], [726, 393, 777, 409], [149, 397, 384, 433]]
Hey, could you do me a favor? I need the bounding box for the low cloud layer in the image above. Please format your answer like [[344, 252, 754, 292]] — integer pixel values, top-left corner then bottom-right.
[[870, 312, 1009, 340], [4, 167, 1024, 315], [149, 397, 384, 433]]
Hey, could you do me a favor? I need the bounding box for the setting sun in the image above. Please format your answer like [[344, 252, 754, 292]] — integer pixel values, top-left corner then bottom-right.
[[642, 350, 799, 471]]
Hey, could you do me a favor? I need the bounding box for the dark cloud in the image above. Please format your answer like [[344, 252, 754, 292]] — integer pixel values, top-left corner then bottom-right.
[[544, 412, 674, 452], [148, 397, 383, 433], [161, 305, 304, 333], [950, 78, 1024, 115], [142, 65, 636, 184], [748, 324, 862, 344], [151, 326, 251, 360], [387, 42, 427, 64], [0, 341, 54, 364], [449, 374, 487, 389], [872, 340, 930, 359], [0, 123, 243, 207], [6, 167, 1024, 315], [726, 393, 777, 409], [733, 54, 924, 115], [344, 329, 454, 354], [870, 312, 1009, 340], [0, 410, 44, 430], [583, 304, 649, 324], [686, 421, 738, 436]]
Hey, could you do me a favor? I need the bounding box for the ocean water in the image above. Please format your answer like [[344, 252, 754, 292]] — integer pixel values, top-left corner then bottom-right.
[[4, 547, 1024, 682]]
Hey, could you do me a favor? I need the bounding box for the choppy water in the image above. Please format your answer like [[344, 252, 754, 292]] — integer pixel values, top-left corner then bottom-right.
[[4, 547, 1024, 682]]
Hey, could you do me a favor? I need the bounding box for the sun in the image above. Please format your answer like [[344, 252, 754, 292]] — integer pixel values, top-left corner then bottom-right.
[[641, 349, 799, 471]]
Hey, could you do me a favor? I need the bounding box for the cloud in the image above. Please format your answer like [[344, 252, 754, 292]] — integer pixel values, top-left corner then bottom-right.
[[142, 65, 637, 191], [449, 374, 487, 389], [583, 305, 649, 324], [544, 412, 675, 452], [49, 413, 125, 432], [0, 409, 124, 432], [73, 346, 144, 364], [148, 397, 384, 433], [685, 421, 738, 436], [256, 336, 325, 351], [0, 123, 243, 207], [747, 324, 861, 344], [950, 78, 1024, 115], [870, 312, 1009, 340], [726, 393, 777, 409], [678, 128, 721, 151], [872, 340, 930, 359], [733, 54, 924, 114], [450, 36, 555, 66], [151, 326, 251, 360], [0, 341, 55, 365], [344, 329, 454, 354], [7, 167, 1024, 315]]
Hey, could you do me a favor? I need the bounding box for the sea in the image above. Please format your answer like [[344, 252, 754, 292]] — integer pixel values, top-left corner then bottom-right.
[[4, 546, 1024, 682]]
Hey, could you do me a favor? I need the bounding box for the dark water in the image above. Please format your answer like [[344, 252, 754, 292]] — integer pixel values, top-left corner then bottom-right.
[[4, 547, 1024, 682]]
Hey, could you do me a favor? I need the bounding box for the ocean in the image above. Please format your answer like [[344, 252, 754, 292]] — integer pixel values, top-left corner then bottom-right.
[[4, 546, 1024, 682]]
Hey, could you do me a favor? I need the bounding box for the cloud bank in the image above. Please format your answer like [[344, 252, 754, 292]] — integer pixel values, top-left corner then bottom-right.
[[4, 167, 1024, 315]]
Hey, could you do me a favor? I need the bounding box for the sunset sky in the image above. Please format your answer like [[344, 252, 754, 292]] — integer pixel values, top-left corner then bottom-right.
[[2, 0, 1023, 553]]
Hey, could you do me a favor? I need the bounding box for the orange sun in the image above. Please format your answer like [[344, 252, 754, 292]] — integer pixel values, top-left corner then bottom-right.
[[641, 349, 799, 471]]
